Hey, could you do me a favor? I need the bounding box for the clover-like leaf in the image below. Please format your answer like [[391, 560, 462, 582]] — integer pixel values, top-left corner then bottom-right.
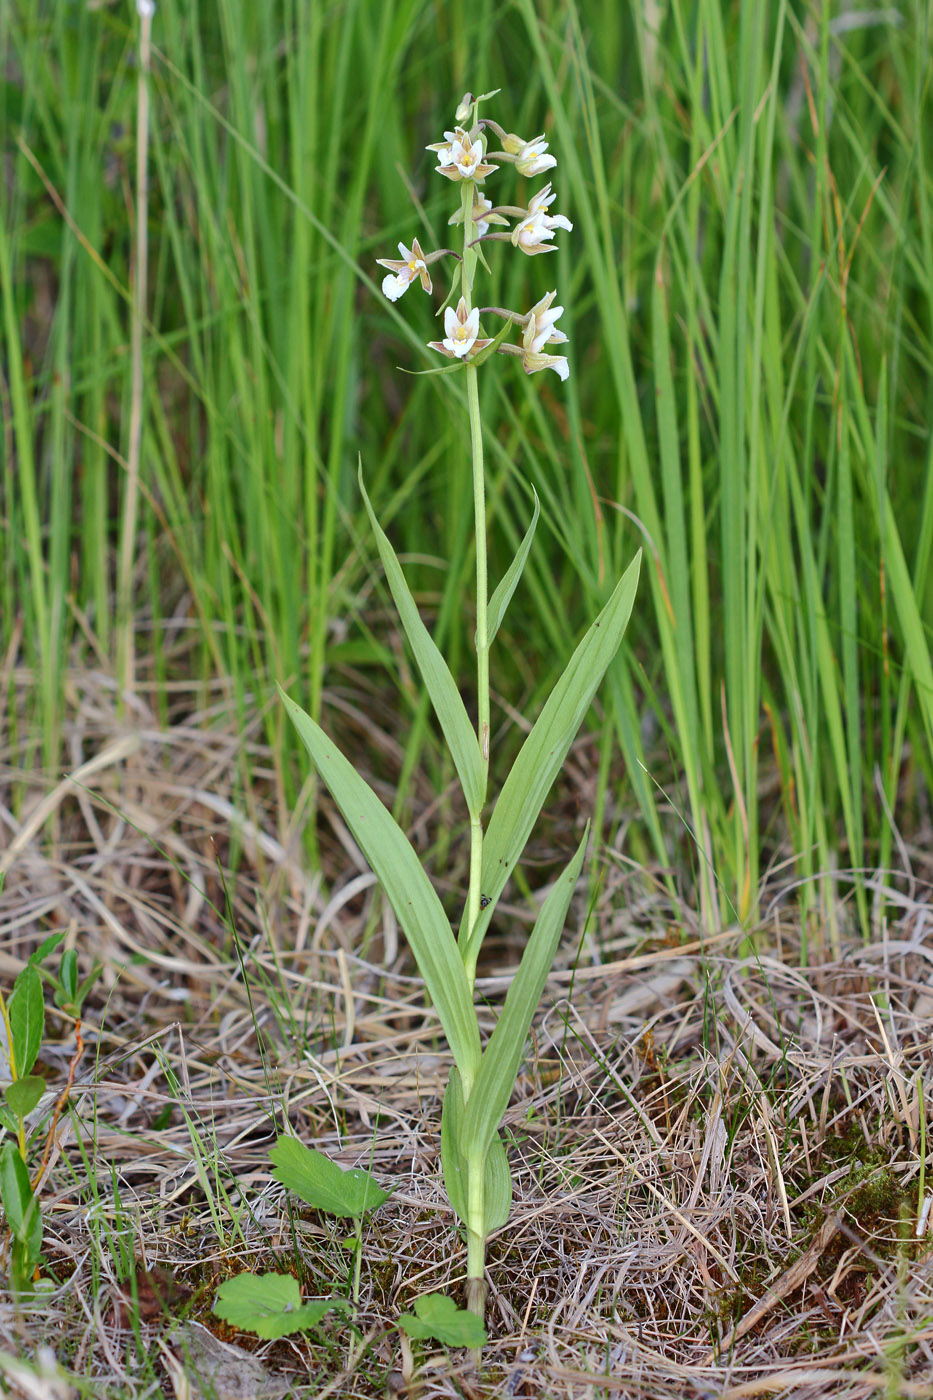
[[398, 1292, 487, 1348], [213, 1273, 349, 1340], [270, 1136, 388, 1218]]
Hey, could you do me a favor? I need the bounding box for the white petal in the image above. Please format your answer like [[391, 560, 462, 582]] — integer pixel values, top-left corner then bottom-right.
[[443, 305, 460, 337], [382, 273, 406, 301], [464, 308, 480, 338]]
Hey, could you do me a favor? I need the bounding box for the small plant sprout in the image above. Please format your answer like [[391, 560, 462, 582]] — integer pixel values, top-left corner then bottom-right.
[[0, 915, 100, 1297], [280, 90, 641, 1329], [212, 1137, 386, 1334], [213, 1274, 350, 1341]]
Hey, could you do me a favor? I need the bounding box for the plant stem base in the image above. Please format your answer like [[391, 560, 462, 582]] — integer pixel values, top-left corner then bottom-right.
[[466, 1273, 487, 1321]]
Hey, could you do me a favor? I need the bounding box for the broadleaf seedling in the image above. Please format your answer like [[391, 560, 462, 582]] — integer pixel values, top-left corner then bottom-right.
[[213, 1273, 350, 1340], [398, 1292, 487, 1348]]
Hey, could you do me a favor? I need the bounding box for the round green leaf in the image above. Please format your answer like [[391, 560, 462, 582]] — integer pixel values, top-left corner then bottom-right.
[[213, 1273, 349, 1340], [398, 1293, 486, 1348]]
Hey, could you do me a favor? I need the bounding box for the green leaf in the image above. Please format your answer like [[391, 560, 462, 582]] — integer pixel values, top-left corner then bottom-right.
[[4, 1075, 47, 1120], [28, 933, 65, 968], [460, 553, 641, 961], [399, 361, 465, 378], [440, 1068, 468, 1221], [0, 1105, 18, 1136], [8, 965, 44, 1078], [482, 1131, 512, 1233], [359, 467, 484, 817], [464, 829, 589, 1160], [279, 687, 481, 1080], [73, 962, 104, 1012], [441, 1071, 511, 1234], [0, 1140, 41, 1259], [398, 1292, 487, 1348], [58, 949, 78, 1004], [269, 1136, 388, 1218], [486, 489, 540, 646], [213, 1273, 349, 1340]]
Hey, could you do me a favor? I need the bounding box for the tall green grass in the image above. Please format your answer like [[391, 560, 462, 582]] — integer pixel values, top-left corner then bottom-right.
[[2, 0, 931, 934]]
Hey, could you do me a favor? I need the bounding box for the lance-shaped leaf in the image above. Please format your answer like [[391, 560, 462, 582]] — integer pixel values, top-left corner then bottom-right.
[[485, 489, 540, 646], [481, 1129, 512, 1233], [359, 467, 484, 818], [441, 1069, 512, 1233], [463, 827, 588, 1157], [280, 689, 481, 1080], [8, 965, 44, 1078], [460, 553, 640, 961], [0, 1140, 41, 1259]]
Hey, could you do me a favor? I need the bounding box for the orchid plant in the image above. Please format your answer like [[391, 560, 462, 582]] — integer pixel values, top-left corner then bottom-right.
[[280, 90, 640, 1326]]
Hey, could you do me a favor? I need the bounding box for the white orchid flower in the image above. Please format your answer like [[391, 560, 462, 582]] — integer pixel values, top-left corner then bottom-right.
[[427, 297, 493, 359], [427, 127, 498, 182], [510, 183, 572, 255], [376, 238, 433, 302], [523, 290, 568, 354], [502, 131, 557, 177]]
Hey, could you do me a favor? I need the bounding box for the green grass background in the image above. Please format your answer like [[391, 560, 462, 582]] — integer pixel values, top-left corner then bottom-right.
[[2, 0, 932, 937]]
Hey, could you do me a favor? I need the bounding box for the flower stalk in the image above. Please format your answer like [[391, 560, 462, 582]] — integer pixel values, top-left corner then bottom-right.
[[282, 88, 641, 1346]]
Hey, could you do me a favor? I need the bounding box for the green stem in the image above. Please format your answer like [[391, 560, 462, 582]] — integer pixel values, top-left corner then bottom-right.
[[465, 1157, 487, 1322], [460, 176, 489, 1327], [461, 180, 490, 986]]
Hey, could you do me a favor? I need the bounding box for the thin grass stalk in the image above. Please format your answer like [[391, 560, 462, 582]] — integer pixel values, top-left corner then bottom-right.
[[116, 4, 152, 701]]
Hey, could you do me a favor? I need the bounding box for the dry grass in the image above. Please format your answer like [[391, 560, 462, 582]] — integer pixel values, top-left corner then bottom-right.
[[2, 666, 933, 1399]]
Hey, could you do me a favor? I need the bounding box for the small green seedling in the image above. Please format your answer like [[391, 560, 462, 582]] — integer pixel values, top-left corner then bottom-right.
[[213, 1272, 350, 1339], [271, 1134, 388, 1304], [215, 1136, 388, 1330], [398, 1292, 487, 1349], [0, 912, 101, 1295]]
